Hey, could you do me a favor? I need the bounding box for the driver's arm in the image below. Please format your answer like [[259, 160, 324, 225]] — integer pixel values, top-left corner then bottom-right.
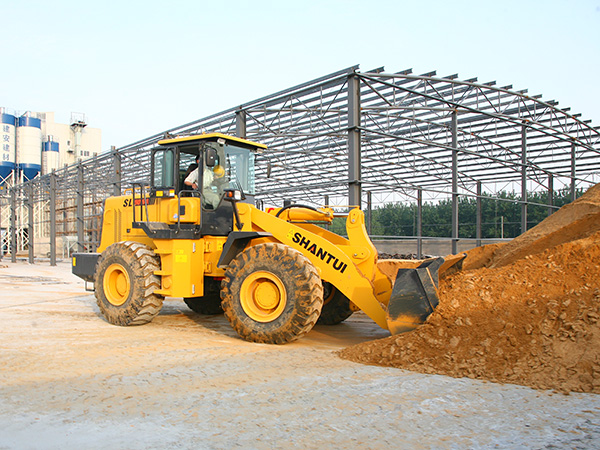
[[184, 168, 199, 190]]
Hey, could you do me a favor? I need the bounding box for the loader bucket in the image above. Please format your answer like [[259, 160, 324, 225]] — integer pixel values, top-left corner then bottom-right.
[[386, 256, 461, 335]]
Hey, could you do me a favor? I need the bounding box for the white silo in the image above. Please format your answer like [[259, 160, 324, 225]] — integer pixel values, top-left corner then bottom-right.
[[42, 137, 60, 174], [0, 110, 16, 182], [17, 114, 42, 180]]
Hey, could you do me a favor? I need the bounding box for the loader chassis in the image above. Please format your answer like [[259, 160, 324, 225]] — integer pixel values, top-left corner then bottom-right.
[[72, 133, 449, 344]]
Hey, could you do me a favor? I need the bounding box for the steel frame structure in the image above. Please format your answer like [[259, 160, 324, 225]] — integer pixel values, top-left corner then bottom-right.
[[1, 65, 598, 262]]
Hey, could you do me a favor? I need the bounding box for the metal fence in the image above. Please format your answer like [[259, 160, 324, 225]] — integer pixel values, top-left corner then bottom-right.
[[1, 65, 599, 264]]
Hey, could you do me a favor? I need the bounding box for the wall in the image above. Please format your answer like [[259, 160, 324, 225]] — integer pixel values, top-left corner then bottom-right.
[[42, 112, 102, 170], [373, 238, 509, 257]]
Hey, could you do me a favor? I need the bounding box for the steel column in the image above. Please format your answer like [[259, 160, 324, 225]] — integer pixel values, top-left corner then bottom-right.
[[27, 183, 34, 264], [451, 110, 458, 255], [571, 142, 576, 201], [49, 171, 57, 265], [417, 188, 423, 258], [476, 181, 482, 248], [91, 165, 98, 250], [366, 191, 372, 235], [77, 163, 85, 252], [324, 195, 330, 230], [521, 124, 528, 234], [348, 74, 361, 208], [113, 146, 121, 196], [10, 188, 16, 263], [236, 109, 247, 139], [547, 173, 554, 217], [62, 170, 68, 238]]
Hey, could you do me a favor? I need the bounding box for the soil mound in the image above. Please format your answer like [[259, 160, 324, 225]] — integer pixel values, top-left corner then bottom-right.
[[341, 184, 600, 394], [466, 183, 600, 270]]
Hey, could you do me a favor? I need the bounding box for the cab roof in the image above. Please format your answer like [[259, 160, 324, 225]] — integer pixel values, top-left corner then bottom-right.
[[157, 132, 267, 150]]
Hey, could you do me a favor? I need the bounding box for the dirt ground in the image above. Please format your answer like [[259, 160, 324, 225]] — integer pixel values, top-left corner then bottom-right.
[[1, 261, 599, 449], [341, 184, 600, 396]]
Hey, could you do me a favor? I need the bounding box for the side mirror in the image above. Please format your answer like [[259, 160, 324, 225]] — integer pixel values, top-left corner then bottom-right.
[[205, 147, 217, 167]]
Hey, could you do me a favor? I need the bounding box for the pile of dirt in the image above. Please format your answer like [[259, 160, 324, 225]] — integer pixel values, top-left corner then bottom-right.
[[464, 183, 600, 271], [341, 184, 600, 394]]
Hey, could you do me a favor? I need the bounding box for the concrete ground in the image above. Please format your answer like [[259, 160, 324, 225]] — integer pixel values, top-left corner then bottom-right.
[[0, 260, 599, 450]]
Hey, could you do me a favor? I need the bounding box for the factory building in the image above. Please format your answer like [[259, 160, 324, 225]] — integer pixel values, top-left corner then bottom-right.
[[0, 108, 101, 184]]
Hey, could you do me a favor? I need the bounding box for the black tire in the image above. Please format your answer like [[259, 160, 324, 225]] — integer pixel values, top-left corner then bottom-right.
[[94, 241, 163, 326], [184, 277, 224, 315], [221, 243, 323, 344], [317, 282, 355, 325]]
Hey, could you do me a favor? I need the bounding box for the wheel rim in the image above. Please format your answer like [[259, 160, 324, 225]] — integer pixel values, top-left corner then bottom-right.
[[104, 263, 131, 306], [240, 271, 287, 322]]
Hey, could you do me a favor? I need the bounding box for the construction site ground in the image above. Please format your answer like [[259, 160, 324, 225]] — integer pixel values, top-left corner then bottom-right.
[[1, 260, 599, 450]]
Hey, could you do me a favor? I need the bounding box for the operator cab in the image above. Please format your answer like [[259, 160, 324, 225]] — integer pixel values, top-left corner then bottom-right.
[[152, 133, 265, 207], [151, 133, 266, 235]]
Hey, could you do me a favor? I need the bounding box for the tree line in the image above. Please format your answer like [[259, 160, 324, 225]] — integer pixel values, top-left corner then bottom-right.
[[329, 188, 582, 239]]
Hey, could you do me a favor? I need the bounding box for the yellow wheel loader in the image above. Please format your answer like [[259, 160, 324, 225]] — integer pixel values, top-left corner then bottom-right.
[[72, 133, 459, 344]]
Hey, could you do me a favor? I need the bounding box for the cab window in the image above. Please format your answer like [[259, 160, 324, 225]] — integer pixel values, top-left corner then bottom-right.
[[152, 148, 175, 188], [224, 145, 255, 195], [179, 151, 198, 191]]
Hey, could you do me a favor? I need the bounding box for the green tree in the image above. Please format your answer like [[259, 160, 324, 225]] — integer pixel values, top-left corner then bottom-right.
[[359, 187, 584, 240], [318, 187, 584, 240], [372, 203, 416, 236]]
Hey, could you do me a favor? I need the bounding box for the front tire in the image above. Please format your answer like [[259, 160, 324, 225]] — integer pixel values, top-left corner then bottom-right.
[[94, 241, 163, 326], [221, 243, 323, 344]]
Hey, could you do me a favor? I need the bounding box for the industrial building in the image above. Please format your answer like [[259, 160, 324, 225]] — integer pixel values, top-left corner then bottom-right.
[[0, 109, 101, 185]]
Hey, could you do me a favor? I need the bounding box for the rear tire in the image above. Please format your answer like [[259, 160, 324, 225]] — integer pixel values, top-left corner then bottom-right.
[[317, 282, 355, 325], [221, 243, 323, 344], [94, 241, 163, 326], [184, 278, 224, 315]]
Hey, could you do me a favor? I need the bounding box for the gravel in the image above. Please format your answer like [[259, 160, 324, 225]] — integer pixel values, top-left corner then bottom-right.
[[0, 261, 599, 450]]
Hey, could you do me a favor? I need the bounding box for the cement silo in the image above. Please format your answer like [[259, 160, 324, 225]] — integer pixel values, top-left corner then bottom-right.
[[0, 111, 16, 182], [42, 137, 60, 174], [17, 114, 42, 180]]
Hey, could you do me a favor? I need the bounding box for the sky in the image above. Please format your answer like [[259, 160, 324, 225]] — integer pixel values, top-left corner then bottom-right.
[[1, 0, 599, 151]]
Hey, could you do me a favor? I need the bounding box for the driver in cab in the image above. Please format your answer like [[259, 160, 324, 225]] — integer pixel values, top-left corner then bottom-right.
[[184, 154, 226, 208]]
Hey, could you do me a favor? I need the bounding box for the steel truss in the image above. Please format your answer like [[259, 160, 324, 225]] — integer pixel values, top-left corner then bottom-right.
[[1, 65, 599, 261]]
